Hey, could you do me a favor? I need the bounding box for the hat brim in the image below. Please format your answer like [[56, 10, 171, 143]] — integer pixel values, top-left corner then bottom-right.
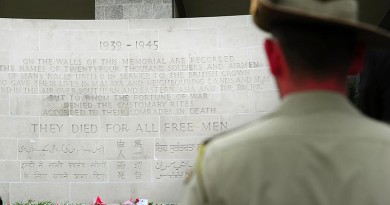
[[251, 0, 390, 49]]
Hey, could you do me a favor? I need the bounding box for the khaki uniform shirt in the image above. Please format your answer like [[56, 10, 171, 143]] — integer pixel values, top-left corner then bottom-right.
[[181, 91, 390, 205]]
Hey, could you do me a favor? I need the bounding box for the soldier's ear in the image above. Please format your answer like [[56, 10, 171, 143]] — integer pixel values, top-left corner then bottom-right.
[[264, 39, 282, 77], [348, 43, 366, 75]]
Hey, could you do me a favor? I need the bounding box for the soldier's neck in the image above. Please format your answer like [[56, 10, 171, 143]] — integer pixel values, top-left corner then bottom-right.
[[277, 76, 347, 98]]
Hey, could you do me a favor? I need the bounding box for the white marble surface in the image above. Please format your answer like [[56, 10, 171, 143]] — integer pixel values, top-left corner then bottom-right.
[[0, 15, 279, 204]]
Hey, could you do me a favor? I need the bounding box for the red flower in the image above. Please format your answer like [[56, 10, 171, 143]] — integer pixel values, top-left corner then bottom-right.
[[135, 198, 139, 203]]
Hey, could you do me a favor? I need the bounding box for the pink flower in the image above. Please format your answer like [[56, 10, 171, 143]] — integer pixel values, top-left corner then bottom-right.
[[95, 196, 105, 205]]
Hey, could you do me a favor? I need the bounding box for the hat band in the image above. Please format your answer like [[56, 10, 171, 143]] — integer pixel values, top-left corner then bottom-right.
[[278, 0, 358, 22]]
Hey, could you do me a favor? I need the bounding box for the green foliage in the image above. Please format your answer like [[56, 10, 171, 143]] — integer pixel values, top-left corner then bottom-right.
[[11, 200, 54, 205], [9, 200, 175, 205], [10, 201, 84, 205]]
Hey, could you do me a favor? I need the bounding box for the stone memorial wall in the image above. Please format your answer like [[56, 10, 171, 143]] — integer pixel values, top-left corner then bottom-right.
[[0, 16, 279, 203], [96, 0, 172, 20]]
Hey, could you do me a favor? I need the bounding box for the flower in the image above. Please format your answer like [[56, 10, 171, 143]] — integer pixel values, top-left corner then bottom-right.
[[123, 199, 134, 205], [94, 196, 105, 205]]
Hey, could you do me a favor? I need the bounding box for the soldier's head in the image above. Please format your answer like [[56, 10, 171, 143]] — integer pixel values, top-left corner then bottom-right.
[[250, 0, 390, 96]]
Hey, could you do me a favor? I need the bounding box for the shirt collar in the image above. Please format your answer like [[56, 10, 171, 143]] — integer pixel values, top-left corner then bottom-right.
[[274, 91, 361, 116]]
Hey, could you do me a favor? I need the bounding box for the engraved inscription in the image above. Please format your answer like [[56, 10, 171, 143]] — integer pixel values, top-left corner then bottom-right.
[[153, 160, 195, 181], [1, 17, 277, 203], [21, 160, 107, 182]]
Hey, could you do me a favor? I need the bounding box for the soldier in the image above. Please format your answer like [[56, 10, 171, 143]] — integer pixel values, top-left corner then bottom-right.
[[181, 0, 390, 204]]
